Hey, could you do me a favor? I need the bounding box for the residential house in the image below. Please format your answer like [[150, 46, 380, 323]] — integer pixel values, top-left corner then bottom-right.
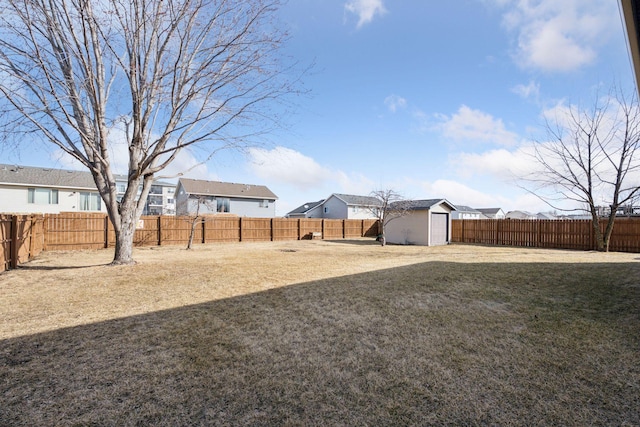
[[0, 164, 106, 214], [452, 205, 482, 220], [114, 176, 176, 215], [320, 193, 380, 219], [286, 199, 325, 218], [476, 207, 505, 219], [175, 178, 277, 217], [505, 210, 537, 220], [385, 199, 457, 246], [536, 212, 558, 220]]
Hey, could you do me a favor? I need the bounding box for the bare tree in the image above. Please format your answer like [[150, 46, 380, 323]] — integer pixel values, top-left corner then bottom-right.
[[524, 89, 640, 251], [0, 0, 296, 264], [369, 189, 411, 246], [185, 196, 216, 250]]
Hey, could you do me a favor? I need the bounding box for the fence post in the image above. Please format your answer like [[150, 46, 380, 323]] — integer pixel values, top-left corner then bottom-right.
[[239, 217, 243, 242], [10, 215, 18, 269], [103, 215, 109, 249], [157, 216, 162, 246], [202, 217, 206, 244], [297, 219, 301, 240], [322, 219, 325, 240]]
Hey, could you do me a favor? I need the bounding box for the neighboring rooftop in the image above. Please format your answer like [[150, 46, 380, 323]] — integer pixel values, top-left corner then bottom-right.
[[286, 199, 325, 216], [178, 178, 277, 200], [0, 164, 96, 189], [332, 193, 381, 206]]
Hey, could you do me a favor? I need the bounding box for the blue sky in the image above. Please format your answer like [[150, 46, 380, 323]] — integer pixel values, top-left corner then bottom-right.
[[0, 0, 635, 216]]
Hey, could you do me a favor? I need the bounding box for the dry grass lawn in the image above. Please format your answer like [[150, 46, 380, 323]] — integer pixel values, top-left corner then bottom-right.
[[0, 240, 639, 425]]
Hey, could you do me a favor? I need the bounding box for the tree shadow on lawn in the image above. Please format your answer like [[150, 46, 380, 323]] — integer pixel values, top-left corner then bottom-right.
[[1, 261, 639, 426]]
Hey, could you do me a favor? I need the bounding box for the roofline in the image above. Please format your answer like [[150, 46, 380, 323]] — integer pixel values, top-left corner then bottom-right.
[[329, 193, 380, 206], [621, 0, 640, 96], [0, 181, 98, 191]]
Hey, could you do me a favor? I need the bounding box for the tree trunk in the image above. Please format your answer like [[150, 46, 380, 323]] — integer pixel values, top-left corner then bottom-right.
[[111, 207, 137, 265], [186, 216, 199, 250]]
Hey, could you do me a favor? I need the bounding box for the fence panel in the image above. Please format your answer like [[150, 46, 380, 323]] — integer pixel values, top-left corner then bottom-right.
[[299, 218, 322, 239], [272, 218, 298, 241], [362, 219, 379, 237], [344, 219, 363, 238], [0, 215, 11, 271], [241, 218, 272, 242], [44, 213, 107, 250], [204, 216, 240, 242], [158, 216, 194, 246], [323, 219, 344, 239]]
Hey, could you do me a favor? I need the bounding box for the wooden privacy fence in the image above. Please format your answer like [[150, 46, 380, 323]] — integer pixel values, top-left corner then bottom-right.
[[1, 214, 44, 271], [40, 213, 379, 251], [452, 218, 640, 252]]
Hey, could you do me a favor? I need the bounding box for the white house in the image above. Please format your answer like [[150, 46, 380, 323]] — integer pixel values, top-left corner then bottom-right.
[[385, 199, 456, 246], [176, 178, 277, 217], [0, 164, 106, 214], [319, 193, 380, 219], [452, 205, 482, 220], [505, 210, 537, 220], [0, 163, 176, 215], [476, 207, 505, 219]]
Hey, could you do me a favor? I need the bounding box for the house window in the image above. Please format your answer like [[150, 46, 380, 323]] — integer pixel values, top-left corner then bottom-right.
[[352, 206, 358, 213], [260, 199, 269, 208], [217, 197, 230, 213], [28, 188, 58, 204], [324, 206, 329, 214], [116, 183, 126, 193], [167, 198, 175, 205], [79, 192, 101, 211]]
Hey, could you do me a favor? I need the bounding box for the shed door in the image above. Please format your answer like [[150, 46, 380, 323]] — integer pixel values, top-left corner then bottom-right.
[[430, 213, 448, 246]]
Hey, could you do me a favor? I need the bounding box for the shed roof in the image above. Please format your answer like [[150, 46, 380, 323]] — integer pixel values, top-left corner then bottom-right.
[[393, 199, 457, 211], [178, 178, 277, 200], [0, 163, 97, 189]]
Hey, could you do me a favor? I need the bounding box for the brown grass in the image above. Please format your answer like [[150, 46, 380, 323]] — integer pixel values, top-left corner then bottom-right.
[[1, 240, 639, 425]]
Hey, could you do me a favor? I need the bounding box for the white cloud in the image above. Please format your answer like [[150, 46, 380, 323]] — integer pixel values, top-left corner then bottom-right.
[[248, 146, 330, 190], [454, 146, 536, 180], [512, 80, 540, 100], [344, 0, 387, 29], [384, 94, 407, 113], [491, 0, 616, 72], [437, 105, 519, 146], [422, 179, 501, 207]]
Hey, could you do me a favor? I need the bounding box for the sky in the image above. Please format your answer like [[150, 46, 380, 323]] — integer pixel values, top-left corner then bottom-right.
[[0, 0, 636, 216]]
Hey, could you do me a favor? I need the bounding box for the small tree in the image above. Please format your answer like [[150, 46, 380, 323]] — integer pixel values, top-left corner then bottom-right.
[[524, 89, 640, 251], [185, 196, 215, 250], [369, 189, 411, 246], [0, 0, 296, 264]]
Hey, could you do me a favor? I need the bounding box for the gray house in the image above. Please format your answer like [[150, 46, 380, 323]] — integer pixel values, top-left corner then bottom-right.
[[320, 193, 380, 219], [286, 199, 325, 218], [385, 199, 456, 246], [175, 178, 277, 217]]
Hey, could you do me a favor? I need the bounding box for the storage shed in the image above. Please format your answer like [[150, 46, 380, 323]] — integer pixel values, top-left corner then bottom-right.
[[385, 199, 456, 246]]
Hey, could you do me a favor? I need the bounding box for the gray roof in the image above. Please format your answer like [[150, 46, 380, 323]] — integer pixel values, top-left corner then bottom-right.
[[331, 193, 381, 206], [454, 205, 480, 213], [178, 178, 277, 200], [392, 199, 457, 211], [0, 163, 97, 189], [476, 208, 502, 215], [287, 199, 324, 215]]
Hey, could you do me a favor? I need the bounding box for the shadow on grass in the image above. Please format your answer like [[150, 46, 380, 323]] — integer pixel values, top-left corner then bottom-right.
[[322, 238, 380, 246], [17, 263, 111, 271], [1, 261, 639, 426]]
